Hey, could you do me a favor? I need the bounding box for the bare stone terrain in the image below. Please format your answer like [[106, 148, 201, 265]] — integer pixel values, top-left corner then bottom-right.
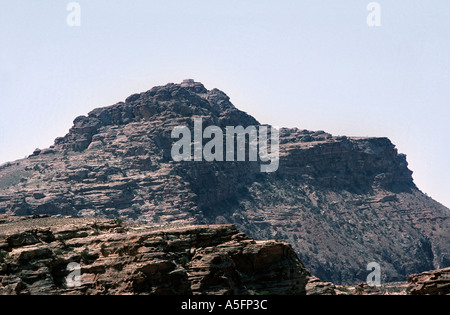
[[0, 215, 309, 295], [0, 79, 448, 285], [1, 215, 448, 295]]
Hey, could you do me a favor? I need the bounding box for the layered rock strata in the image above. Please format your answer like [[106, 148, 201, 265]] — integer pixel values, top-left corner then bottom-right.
[[0, 215, 308, 295], [0, 80, 448, 284]]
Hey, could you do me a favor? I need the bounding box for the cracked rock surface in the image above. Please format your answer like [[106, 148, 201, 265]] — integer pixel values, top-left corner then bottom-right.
[[0, 215, 309, 295]]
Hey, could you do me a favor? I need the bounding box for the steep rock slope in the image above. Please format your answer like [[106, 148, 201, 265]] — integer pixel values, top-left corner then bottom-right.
[[0, 79, 448, 284], [0, 215, 308, 295]]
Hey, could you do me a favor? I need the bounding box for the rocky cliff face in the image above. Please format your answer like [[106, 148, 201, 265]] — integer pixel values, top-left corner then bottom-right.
[[407, 266, 450, 295], [0, 79, 448, 285], [0, 215, 308, 295], [306, 267, 450, 295]]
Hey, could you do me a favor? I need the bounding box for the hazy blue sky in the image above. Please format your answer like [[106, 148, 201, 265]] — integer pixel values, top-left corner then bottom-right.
[[1, 1, 449, 207]]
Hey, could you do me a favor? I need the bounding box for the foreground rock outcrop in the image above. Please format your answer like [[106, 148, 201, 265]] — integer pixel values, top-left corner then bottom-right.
[[0, 215, 308, 295], [0, 80, 448, 284], [407, 267, 450, 295], [306, 267, 450, 295]]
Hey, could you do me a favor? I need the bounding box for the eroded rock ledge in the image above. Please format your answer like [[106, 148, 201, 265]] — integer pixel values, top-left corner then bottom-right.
[[0, 215, 309, 295]]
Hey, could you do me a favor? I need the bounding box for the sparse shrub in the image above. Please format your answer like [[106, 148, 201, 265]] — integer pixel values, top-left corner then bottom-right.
[[92, 222, 100, 235], [100, 243, 108, 257], [177, 256, 189, 266], [57, 235, 67, 248], [80, 247, 90, 264], [114, 218, 124, 226], [0, 250, 8, 263], [53, 248, 64, 256]]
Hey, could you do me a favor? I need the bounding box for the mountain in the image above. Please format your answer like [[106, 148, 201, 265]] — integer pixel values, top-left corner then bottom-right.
[[0, 79, 448, 284]]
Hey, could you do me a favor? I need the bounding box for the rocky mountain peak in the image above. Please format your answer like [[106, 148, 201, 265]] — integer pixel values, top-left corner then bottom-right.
[[180, 79, 208, 93], [53, 80, 258, 152], [0, 81, 448, 285]]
